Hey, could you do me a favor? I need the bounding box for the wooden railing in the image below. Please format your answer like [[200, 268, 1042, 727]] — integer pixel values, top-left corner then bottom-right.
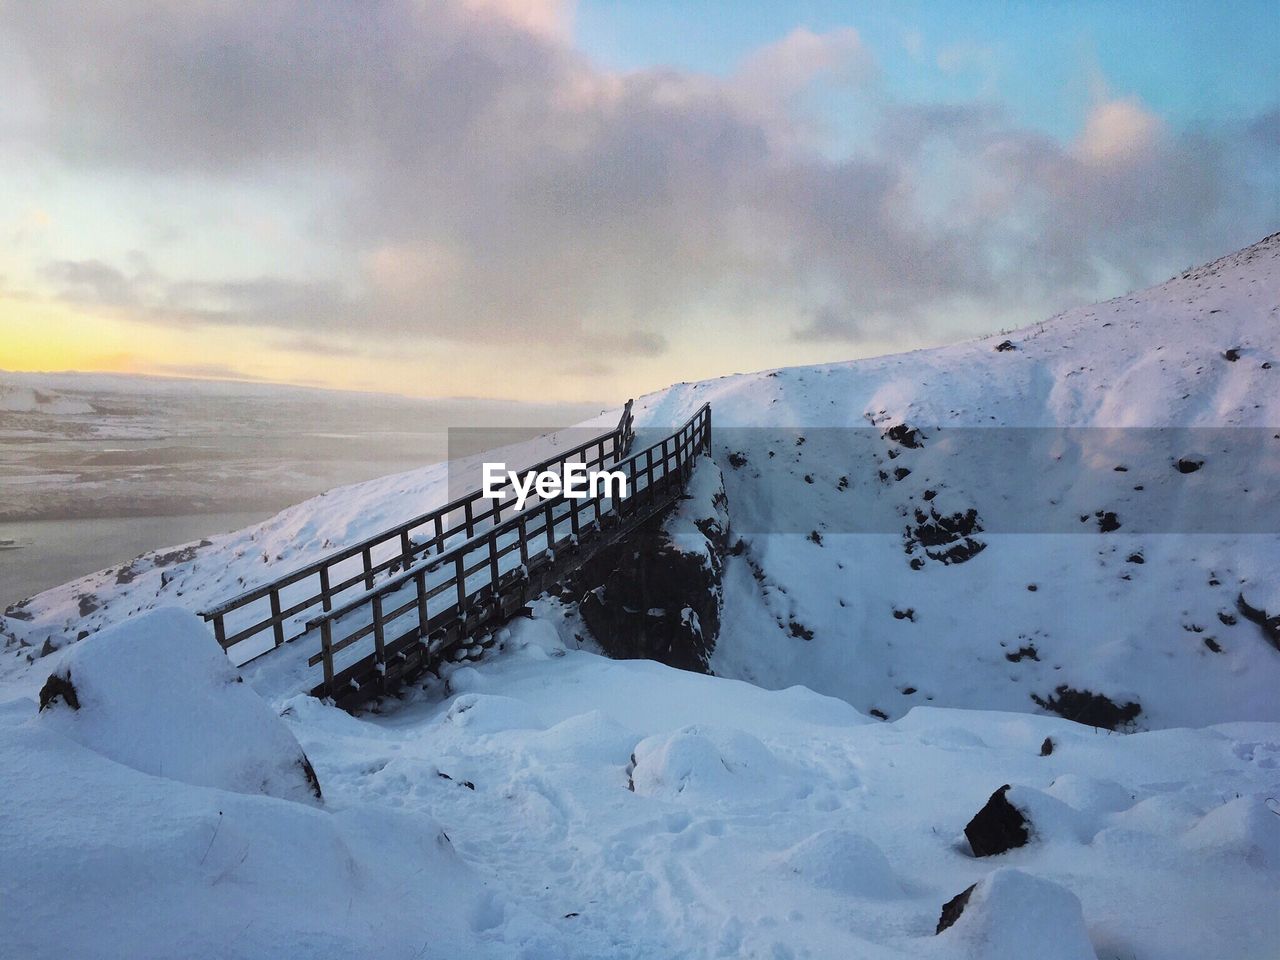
[[200, 400, 635, 662], [304, 403, 711, 706]]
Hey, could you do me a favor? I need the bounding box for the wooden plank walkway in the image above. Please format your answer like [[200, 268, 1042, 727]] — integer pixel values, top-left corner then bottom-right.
[[200, 402, 712, 708]]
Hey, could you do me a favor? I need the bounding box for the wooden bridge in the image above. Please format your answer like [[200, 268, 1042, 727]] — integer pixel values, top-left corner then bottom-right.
[[200, 402, 712, 708]]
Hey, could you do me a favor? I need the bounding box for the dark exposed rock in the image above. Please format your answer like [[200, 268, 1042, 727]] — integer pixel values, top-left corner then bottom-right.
[[1218, 611, 1237, 626], [909, 506, 980, 547], [3, 599, 34, 621], [1031, 685, 1141, 730], [807, 530, 823, 546], [869, 708, 888, 721], [436, 771, 475, 790], [152, 544, 202, 567], [994, 339, 1017, 352], [299, 753, 323, 800], [1175, 457, 1204, 474], [1039, 737, 1054, 756], [1005, 644, 1039, 663], [884, 423, 923, 448], [892, 607, 915, 621], [39, 672, 80, 711], [1096, 511, 1121, 533], [727, 451, 748, 469], [1236, 592, 1280, 652], [936, 883, 977, 933], [1203, 637, 1223, 653], [77, 593, 99, 617], [1222, 347, 1241, 362], [576, 462, 729, 673], [965, 785, 1029, 857], [904, 506, 986, 566], [1127, 552, 1145, 564], [893, 467, 911, 481], [788, 621, 814, 641]]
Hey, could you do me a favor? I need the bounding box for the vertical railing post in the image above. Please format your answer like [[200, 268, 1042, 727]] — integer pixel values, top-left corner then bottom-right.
[[319, 566, 333, 613], [433, 514, 444, 553], [362, 546, 374, 590], [455, 554, 467, 614], [400, 529, 413, 568], [320, 620, 335, 694], [518, 514, 529, 567], [415, 570, 429, 637], [371, 593, 386, 674], [487, 534, 500, 590], [269, 588, 285, 648], [213, 614, 227, 649], [464, 500, 475, 538]]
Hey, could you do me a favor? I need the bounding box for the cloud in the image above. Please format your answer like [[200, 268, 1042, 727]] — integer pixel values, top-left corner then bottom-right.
[[3, 1, 1278, 357], [1076, 98, 1163, 168], [41, 256, 360, 330]]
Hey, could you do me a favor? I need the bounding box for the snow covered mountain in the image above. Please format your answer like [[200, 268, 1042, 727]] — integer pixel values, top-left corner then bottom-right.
[[1, 234, 1278, 959], [6, 233, 1279, 726]]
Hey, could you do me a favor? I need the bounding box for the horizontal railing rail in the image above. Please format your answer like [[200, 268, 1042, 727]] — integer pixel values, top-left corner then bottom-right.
[[303, 403, 711, 703], [200, 400, 635, 660]]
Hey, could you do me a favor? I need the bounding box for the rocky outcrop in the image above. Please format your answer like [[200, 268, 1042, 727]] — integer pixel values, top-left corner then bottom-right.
[[965, 784, 1030, 857], [1031, 685, 1141, 730], [1236, 592, 1280, 652], [936, 883, 977, 933], [576, 457, 729, 673], [904, 505, 986, 567]]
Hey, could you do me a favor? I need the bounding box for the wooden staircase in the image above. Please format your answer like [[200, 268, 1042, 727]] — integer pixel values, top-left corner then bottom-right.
[[200, 402, 712, 708]]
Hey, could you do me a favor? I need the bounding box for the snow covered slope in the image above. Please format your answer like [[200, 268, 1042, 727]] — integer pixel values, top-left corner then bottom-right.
[[630, 232, 1280, 728]]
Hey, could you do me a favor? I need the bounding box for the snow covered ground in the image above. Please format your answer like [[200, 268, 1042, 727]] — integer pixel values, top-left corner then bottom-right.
[[3, 612, 1277, 958], [1, 235, 1279, 958]]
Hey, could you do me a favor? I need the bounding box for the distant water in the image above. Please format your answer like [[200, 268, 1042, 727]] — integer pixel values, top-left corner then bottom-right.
[[0, 512, 268, 608], [0, 373, 603, 607]]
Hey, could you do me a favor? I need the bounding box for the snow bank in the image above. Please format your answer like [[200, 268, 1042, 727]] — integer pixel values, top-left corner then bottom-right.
[[628, 725, 804, 807], [1183, 794, 1280, 870], [778, 828, 901, 898], [37, 607, 321, 804], [0, 719, 495, 960], [936, 868, 1096, 960]]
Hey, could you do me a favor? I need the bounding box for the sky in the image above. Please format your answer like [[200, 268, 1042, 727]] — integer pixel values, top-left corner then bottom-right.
[[1, 1, 1277, 403]]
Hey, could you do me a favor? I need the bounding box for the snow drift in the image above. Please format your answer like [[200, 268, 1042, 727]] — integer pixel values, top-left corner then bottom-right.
[[37, 608, 322, 804]]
